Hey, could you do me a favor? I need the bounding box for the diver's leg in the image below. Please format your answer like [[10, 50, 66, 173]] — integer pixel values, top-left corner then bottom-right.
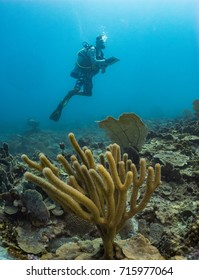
[[62, 77, 84, 105], [49, 77, 85, 121], [74, 77, 84, 92], [83, 77, 93, 96], [71, 76, 93, 97], [59, 74, 93, 108]]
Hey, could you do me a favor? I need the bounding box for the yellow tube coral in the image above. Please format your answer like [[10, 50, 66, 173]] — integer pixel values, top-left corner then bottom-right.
[[22, 132, 161, 259]]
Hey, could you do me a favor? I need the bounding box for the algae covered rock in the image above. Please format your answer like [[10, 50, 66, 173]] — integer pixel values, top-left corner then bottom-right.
[[16, 225, 48, 254], [22, 189, 50, 226], [154, 151, 189, 167]]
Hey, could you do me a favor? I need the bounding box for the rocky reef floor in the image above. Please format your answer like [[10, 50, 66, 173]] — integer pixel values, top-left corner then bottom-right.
[[0, 116, 198, 260]]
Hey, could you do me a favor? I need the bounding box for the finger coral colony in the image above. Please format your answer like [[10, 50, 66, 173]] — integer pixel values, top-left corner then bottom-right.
[[22, 133, 161, 259], [0, 111, 198, 260]]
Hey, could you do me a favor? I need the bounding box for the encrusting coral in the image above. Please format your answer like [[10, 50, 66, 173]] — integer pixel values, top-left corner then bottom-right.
[[21, 132, 161, 259]]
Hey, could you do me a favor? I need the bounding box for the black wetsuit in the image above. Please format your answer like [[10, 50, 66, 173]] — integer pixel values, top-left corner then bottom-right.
[[70, 45, 106, 96]]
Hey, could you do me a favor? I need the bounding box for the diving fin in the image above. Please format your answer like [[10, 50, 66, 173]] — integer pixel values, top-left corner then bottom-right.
[[49, 89, 77, 122], [49, 101, 65, 122]]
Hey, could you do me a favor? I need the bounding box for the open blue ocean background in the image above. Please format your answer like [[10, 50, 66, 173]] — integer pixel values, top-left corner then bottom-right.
[[0, 0, 199, 133]]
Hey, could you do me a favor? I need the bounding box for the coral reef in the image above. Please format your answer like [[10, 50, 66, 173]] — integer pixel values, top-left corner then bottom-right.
[[40, 234, 164, 260], [0, 143, 14, 193], [22, 133, 161, 259], [192, 99, 199, 118], [0, 115, 198, 260]]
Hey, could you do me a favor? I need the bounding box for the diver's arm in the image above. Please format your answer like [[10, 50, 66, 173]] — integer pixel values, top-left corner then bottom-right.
[[87, 46, 106, 67]]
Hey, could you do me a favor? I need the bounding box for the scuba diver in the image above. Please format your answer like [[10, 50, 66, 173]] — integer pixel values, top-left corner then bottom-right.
[[50, 34, 119, 122]]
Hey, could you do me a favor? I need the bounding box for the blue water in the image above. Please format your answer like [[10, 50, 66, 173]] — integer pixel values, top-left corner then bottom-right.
[[0, 0, 199, 133]]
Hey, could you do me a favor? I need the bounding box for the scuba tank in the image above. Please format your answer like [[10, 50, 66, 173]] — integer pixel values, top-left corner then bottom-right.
[[70, 41, 97, 78], [76, 42, 93, 70]]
